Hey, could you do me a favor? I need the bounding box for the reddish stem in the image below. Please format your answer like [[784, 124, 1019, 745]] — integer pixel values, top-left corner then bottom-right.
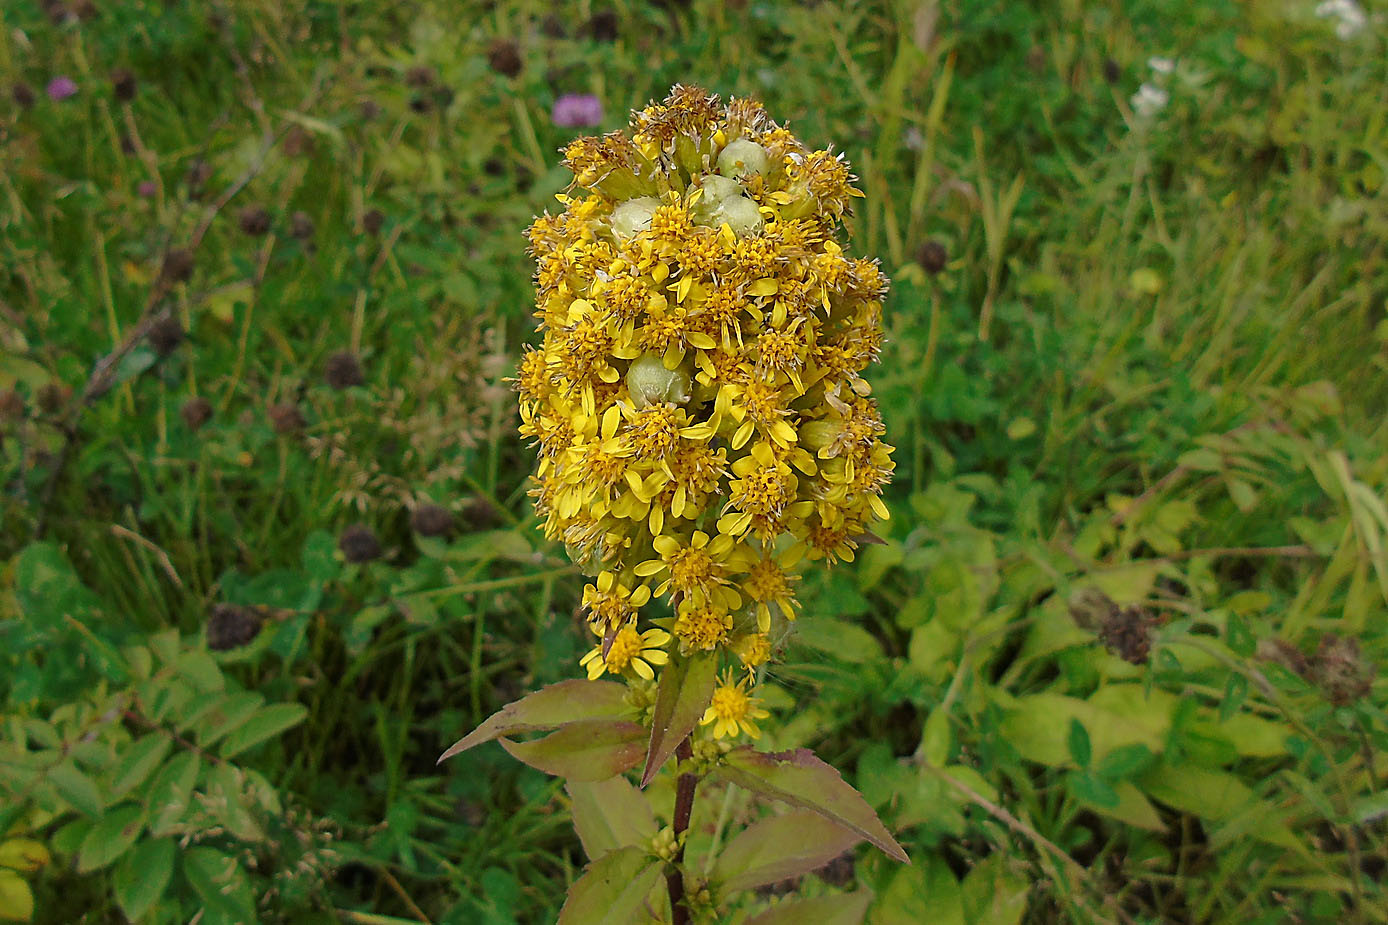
[[667, 737, 697, 925]]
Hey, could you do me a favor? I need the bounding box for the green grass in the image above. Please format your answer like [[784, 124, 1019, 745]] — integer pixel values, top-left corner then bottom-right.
[[2, 1, 1386, 923]]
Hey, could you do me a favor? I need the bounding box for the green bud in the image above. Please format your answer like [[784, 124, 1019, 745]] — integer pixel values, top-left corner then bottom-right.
[[626, 353, 692, 409], [701, 174, 743, 204], [717, 138, 771, 179], [610, 196, 661, 242], [713, 194, 763, 237]]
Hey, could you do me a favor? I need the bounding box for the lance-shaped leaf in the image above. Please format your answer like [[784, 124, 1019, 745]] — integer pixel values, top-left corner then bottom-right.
[[558, 845, 666, 925], [710, 809, 861, 893], [641, 652, 717, 786], [500, 720, 647, 781], [744, 891, 872, 925], [714, 747, 908, 863], [439, 679, 630, 762], [568, 777, 658, 860]]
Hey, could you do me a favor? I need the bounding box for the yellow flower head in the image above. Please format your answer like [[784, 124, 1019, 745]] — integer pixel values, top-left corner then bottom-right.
[[700, 671, 771, 740], [523, 87, 893, 682], [579, 625, 671, 681]]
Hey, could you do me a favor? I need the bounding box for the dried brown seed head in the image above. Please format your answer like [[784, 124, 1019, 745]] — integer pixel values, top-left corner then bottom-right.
[[339, 524, 382, 563], [180, 395, 213, 430]]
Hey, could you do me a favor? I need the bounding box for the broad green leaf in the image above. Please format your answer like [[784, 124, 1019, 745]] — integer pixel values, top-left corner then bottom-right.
[[500, 721, 647, 781], [557, 845, 665, 925], [642, 652, 717, 787], [49, 761, 105, 816], [1067, 719, 1091, 769], [567, 777, 658, 861], [1190, 712, 1289, 758], [793, 617, 883, 663], [0, 841, 49, 873], [109, 734, 173, 800], [746, 891, 872, 925], [189, 692, 264, 747], [715, 747, 908, 863], [1068, 771, 1119, 809], [113, 837, 173, 922], [959, 854, 1028, 925], [182, 847, 256, 924], [172, 651, 224, 693], [202, 764, 265, 842], [219, 703, 308, 758], [1095, 744, 1155, 781], [0, 870, 33, 922], [1000, 688, 1171, 768], [76, 803, 146, 872], [710, 810, 861, 893], [147, 751, 200, 835], [869, 855, 963, 925], [14, 542, 104, 627], [1088, 781, 1165, 831], [920, 708, 951, 767], [1138, 763, 1306, 854], [439, 680, 630, 762], [49, 818, 90, 856]]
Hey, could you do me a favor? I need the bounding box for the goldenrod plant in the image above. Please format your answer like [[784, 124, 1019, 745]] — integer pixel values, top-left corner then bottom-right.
[[441, 86, 906, 924]]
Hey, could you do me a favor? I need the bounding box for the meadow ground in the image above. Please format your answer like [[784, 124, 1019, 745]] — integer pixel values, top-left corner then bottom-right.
[[2, 1, 1386, 923]]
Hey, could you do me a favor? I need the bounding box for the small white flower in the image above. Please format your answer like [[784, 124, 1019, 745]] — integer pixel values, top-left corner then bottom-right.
[[1147, 56, 1176, 75], [1131, 83, 1170, 118]]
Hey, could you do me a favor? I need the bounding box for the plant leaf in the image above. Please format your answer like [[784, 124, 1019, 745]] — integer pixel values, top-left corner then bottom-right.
[[0, 840, 49, 873], [113, 837, 173, 922], [714, 747, 908, 863], [745, 891, 872, 925], [439, 679, 631, 762], [500, 721, 647, 781], [147, 751, 200, 836], [219, 703, 308, 758], [0, 870, 34, 923], [76, 803, 146, 873], [189, 692, 264, 748], [710, 809, 861, 893], [109, 734, 173, 800], [182, 847, 257, 924], [641, 652, 717, 787], [49, 761, 105, 817], [557, 845, 666, 925], [567, 777, 658, 860], [960, 854, 1028, 925]]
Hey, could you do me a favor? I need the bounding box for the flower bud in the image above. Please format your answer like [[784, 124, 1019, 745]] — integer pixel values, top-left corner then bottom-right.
[[717, 137, 770, 179], [626, 353, 692, 409], [712, 194, 763, 237], [700, 174, 742, 205], [610, 196, 661, 242]]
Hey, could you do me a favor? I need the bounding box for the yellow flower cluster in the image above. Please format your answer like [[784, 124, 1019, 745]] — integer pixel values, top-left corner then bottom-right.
[[518, 87, 893, 735]]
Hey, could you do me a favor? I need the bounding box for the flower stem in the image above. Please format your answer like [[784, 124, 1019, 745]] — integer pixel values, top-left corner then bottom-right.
[[667, 737, 697, 925]]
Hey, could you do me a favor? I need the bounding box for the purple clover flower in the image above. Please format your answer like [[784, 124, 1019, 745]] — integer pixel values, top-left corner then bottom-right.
[[552, 93, 602, 128], [46, 76, 78, 101]]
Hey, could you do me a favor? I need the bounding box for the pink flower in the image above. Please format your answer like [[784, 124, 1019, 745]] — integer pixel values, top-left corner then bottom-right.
[[138, 181, 157, 197], [552, 93, 602, 128], [46, 76, 78, 101]]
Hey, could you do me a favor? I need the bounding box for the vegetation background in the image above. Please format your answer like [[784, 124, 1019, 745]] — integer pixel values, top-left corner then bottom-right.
[[2, 0, 1385, 922]]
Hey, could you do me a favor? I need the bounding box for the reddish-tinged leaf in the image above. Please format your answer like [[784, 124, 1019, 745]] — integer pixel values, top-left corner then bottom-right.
[[744, 891, 872, 925], [567, 777, 658, 861], [558, 845, 666, 925], [439, 679, 630, 762], [500, 720, 647, 781], [641, 652, 716, 787], [711, 809, 862, 893], [714, 747, 908, 863]]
